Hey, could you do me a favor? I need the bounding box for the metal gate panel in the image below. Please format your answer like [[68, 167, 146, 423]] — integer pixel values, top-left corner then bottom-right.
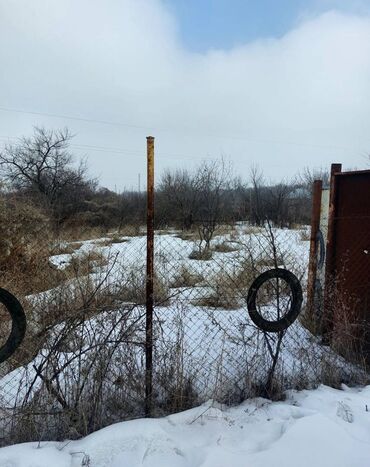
[[330, 170, 370, 353]]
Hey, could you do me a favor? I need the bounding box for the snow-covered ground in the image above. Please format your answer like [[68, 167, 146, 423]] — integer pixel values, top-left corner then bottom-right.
[[1, 224, 367, 452], [0, 385, 369, 467], [0, 226, 317, 409]]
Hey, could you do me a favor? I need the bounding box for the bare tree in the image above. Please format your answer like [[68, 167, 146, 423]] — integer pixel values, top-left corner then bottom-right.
[[265, 182, 295, 228], [249, 165, 264, 225], [0, 127, 85, 201], [0, 127, 93, 223], [250, 167, 299, 227], [299, 166, 330, 189], [194, 159, 232, 253], [158, 160, 234, 256], [157, 169, 199, 229]]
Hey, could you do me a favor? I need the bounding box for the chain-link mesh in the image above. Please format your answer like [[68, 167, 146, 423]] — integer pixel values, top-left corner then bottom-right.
[[0, 221, 368, 446]]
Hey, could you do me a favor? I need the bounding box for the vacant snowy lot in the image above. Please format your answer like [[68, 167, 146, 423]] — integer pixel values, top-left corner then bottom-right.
[[0, 385, 369, 467], [0, 223, 367, 447]]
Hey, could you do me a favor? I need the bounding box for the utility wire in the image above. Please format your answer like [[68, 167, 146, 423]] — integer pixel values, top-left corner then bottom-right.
[[0, 135, 362, 169], [0, 135, 213, 161], [0, 105, 362, 152], [0, 106, 153, 131]]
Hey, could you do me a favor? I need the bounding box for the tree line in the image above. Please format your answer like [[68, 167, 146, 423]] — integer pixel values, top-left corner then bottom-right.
[[0, 127, 330, 234]]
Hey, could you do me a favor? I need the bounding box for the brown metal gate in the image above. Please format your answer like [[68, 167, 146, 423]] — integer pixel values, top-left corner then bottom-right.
[[324, 168, 370, 355]]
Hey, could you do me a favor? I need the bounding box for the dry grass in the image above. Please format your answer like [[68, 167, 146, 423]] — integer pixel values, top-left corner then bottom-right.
[[109, 233, 129, 244], [299, 228, 310, 241], [62, 249, 108, 278], [290, 223, 309, 230], [192, 259, 255, 309], [58, 226, 108, 242], [241, 225, 262, 236], [94, 235, 128, 247], [118, 267, 170, 306], [177, 225, 237, 243], [188, 248, 213, 261], [256, 253, 285, 268], [213, 241, 239, 253], [51, 242, 83, 256], [213, 224, 237, 237], [329, 289, 370, 370], [117, 225, 143, 237], [176, 230, 198, 242], [0, 198, 58, 295], [299, 304, 321, 336], [170, 265, 204, 288], [190, 248, 288, 310]]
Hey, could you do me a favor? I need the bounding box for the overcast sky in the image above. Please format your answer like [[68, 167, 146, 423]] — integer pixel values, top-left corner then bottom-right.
[[1, 0, 370, 190]]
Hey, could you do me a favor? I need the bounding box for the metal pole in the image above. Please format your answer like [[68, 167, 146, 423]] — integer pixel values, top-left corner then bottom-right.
[[322, 163, 342, 341], [145, 136, 155, 416], [306, 179, 322, 327]]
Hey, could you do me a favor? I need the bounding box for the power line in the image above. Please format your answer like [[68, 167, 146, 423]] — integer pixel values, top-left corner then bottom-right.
[[0, 104, 363, 152], [0, 106, 153, 131], [0, 134, 364, 169], [0, 134, 221, 161]]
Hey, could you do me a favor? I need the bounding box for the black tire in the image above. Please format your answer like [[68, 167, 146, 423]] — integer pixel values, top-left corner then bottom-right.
[[313, 278, 323, 320], [0, 288, 26, 364], [247, 268, 303, 333], [316, 229, 325, 270]]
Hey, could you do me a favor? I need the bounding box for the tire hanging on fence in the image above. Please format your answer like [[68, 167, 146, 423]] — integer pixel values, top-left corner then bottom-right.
[[316, 229, 325, 270], [247, 268, 303, 333], [0, 288, 26, 364]]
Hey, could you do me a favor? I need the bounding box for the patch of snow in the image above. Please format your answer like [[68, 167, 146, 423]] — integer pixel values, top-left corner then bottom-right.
[[0, 385, 369, 467]]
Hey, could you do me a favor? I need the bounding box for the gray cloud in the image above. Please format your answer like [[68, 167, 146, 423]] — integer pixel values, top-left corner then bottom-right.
[[1, 0, 370, 189]]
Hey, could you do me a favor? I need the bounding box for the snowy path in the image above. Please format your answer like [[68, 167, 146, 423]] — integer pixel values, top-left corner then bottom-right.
[[1, 385, 369, 467]]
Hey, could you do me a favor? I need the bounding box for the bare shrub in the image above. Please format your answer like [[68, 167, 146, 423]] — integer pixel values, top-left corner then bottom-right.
[[8, 306, 146, 442], [2, 252, 148, 443]]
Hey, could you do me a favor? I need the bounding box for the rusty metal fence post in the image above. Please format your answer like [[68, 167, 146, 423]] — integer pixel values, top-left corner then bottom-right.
[[322, 163, 342, 341], [306, 179, 323, 325], [145, 136, 155, 416]]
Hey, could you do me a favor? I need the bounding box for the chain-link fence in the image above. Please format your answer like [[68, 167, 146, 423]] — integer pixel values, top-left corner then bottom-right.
[[0, 218, 368, 447]]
